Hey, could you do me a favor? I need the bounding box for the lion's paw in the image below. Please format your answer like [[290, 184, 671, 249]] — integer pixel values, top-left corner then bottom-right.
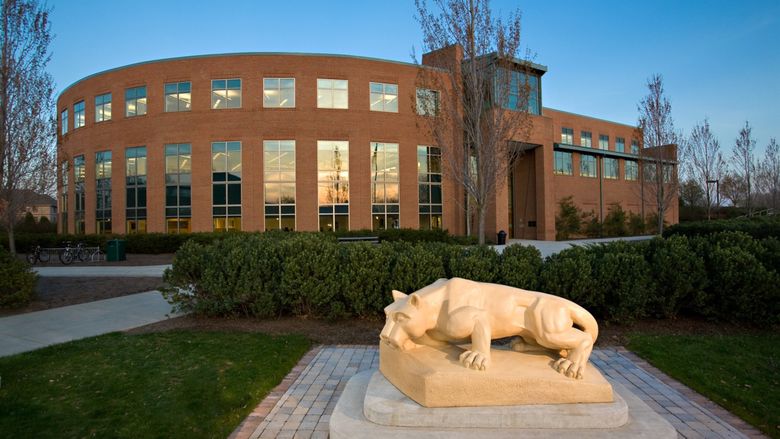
[[459, 350, 490, 371], [553, 357, 585, 379]]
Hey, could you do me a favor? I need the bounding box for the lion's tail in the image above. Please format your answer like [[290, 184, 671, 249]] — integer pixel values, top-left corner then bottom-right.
[[571, 305, 599, 344]]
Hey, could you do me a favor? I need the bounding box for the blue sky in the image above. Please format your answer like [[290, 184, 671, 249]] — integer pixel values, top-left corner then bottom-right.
[[50, 0, 779, 154]]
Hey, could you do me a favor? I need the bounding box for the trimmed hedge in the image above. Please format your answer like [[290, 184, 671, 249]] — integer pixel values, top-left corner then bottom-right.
[[663, 216, 780, 239], [0, 248, 37, 308], [163, 232, 780, 327]]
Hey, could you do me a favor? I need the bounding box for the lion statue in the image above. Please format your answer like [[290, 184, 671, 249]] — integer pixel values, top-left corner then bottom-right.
[[380, 277, 599, 379]]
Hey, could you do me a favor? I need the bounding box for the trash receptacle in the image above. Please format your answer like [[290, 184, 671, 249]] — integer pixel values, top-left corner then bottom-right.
[[106, 239, 126, 262], [497, 230, 507, 245]]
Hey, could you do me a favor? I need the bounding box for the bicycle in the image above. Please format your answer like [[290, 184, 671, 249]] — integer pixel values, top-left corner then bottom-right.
[[26, 245, 50, 264], [58, 241, 76, 265], [75, 242, 90, 262]]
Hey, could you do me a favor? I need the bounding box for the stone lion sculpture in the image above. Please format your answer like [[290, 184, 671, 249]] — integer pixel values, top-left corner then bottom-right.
[[380, 277, 599, 379]]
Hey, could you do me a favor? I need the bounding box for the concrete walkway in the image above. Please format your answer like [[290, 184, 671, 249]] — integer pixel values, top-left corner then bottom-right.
[[33, 264, 171, 277], [497, 235, 655, 258], [0, 291, 174, 357]]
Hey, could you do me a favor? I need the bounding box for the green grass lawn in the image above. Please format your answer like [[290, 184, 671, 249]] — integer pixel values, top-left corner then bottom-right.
[[628, 334, 779, 438], [0, 331, 310, 438]]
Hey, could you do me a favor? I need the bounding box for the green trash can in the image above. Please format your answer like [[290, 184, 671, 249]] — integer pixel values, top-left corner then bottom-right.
[[106, 239, 126, 262]]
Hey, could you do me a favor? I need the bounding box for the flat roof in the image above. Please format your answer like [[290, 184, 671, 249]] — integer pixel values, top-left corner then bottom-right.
[[542, 107, 637, 129], [58, 52, 446, 99]]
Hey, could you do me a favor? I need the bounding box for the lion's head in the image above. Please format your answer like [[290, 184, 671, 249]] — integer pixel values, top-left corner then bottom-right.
[[380, 290, 430, 351]]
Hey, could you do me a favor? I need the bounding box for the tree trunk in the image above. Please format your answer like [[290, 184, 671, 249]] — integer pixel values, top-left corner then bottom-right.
[[477, 204, 486, 245]]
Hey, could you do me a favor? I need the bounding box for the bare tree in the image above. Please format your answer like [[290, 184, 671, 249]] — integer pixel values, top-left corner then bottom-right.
[[414, 0, 533, 244], [718, 172, 745, 208], [731, 121, 757, 216], [0, 0, 55, 254], [684, 118, 724, 219], [636, 74, 681, 234], [757, 138, 780, 211]]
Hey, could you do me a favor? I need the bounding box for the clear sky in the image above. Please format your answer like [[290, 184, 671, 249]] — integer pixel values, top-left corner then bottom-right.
[[49, 0, 779, 154]]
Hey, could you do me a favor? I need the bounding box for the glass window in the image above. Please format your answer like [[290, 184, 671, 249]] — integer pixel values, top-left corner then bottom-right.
[[371, 142, 400, 230], [418, 146, 442, 230], [599, 134, 609, 150], [211, 78, 241, 109], [264, 140, 296, 231], [61, 109, 68, 135], [317, 79, 348, 109], [74, 155, 86, 234], [318, 140, 349, 231], [212, 141, 241, 231], [370, 82, 398, 112], [125, 86, 147, 117], [580, 155, 597, 178], [74, 101, 85, 128], [561, 127, 573, 144], [60, 161, 69, 230], [553, 151, 572, 175], [125, 146, 147, 234], [263, 78, 295, 108], [95, 93, 112, 122], [495, 68, 541, 115], [631, 140, 640, 155], [581, 131, 592, 148], [95, 151, 112, 233], [625, 160, 638, 181], [616, 137, 625, 153], [603, 158, 619, 180], [165, 143, 192, 233], [663, 164, 674, 183], [165, 82, 191, 112], [416, 88, 439, 116]]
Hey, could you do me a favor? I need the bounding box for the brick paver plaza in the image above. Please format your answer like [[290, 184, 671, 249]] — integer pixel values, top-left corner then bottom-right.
[[231, 346, 765, 439]]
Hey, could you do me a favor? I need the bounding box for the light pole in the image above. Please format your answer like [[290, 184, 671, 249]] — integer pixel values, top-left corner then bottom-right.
[[706, 179, 719, 220]]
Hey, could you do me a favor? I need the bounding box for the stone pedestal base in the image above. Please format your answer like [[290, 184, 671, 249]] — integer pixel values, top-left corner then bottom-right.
[[380, 342, 614, 407], [329, 370, 677, 439]]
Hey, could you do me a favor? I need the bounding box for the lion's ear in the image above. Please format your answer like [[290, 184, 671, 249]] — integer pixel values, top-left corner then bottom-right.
[[392, 290, 407, 301], [409, 293, 422, 308]]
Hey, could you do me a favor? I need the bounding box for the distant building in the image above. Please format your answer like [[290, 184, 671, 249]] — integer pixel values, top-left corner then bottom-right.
[[56, 48, 677, 239], [3, 189, 58, 223]]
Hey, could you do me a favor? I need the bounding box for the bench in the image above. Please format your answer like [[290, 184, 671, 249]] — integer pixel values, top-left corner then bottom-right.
[[337, 236, 381, 245]]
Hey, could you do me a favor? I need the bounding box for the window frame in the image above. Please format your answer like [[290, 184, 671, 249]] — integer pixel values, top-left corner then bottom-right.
[[74, 100, 85, 129], [580, 154, 597, 178], [417, 145, 443, 230], [416, 88, 439, 116], [125, 86, 147, 118], [369, 82, 399, 113], [316, 79, 349, 109], [263, 78, 295, 108], [211, 78, 242, 110], [317, 140, 350, 231], [164, 81, 192, 112], [553, 151, 573, 176], [95, 93, 112, 123], [264, 140, 296, 231]]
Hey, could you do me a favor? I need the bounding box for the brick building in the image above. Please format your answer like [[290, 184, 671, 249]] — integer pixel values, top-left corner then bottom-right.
[[56, 48, 677, 240]]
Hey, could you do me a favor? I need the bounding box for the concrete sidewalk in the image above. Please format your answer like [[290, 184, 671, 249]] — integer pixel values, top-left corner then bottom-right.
[[497, 235, 655, 258], [0, 291, 175, 357], [33, 264, 171, 277]]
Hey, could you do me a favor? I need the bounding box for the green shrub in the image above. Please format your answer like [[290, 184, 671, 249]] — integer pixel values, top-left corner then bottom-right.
[[555, 196, 582, 240], [499, 244, 542, 290], [602, 203, 628, 237], [386, 242, 446, 294], [341, 243, 393, 317], [663, 216, 780, 239], [583, 213, 602, 238], [760, 237, 780, 274], [643, 236, 707, 318], [448, 245, 500, 282], [0, 248, 36, 308], [627, 212, 646, 235], [591, 245, 652, 323], [539, 247, 599, 310]]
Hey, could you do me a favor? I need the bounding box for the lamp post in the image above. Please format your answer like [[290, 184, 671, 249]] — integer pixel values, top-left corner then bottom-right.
[[706, 179, 719, 220]]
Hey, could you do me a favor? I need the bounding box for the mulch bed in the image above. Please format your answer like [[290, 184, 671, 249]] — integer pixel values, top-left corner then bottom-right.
[[0, 277, 166, 317], [126, 314, 766, 346]]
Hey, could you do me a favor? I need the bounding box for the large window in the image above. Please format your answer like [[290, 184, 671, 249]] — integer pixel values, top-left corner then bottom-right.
[[95, 151, 112, 233], [263, 78, 295, 108], [125, 86, 147, 117], [599, 134, 609, 150], [125, 146, 147, 234], [561, 127, 573, 144], [61, 109, 68, 135], [371, 142, 399, 230], [664, 164, 675, 183], [553, 151, 572, 175], [495, 68, 541, 115], [580, 155, 597, 178], [74, 101, 85, 129], [264, 140, 295, 231], [60, 161, 68, 230], [418, 146, 442, 230], [581, 131, 592, 148], [317, 79, 348, 109], [211, 79, 241, 109], [212, 141, 241, 231], [95, 93, 111, 122], [416, 88, 439, 116], [616, 137, 625, 153], [625, 160, 638, 181], [165, 143, 192, 233], [603, 158, 619, 180], [165, 82, 191, 112], [74, 155, 85, 234], [318, 140, 349, 231], [370, 82, 398, 112], [631, 140, 640, 155]]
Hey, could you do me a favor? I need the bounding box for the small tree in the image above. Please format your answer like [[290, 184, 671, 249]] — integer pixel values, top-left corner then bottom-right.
[[731, 121, 757, 216], [685, 118, 724, 219], [758, 138, 780, 211], [555, 196, 581, 240], [636, 74, 681, 235], [415, 0, 533, 244]]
